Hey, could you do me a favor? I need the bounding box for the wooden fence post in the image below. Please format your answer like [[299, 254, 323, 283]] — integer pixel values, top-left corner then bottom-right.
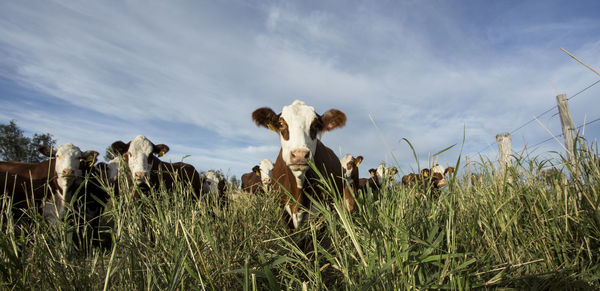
[[465, 155, 472, 188], [496, 133, 512, 177], [556, 94, 577, 171]]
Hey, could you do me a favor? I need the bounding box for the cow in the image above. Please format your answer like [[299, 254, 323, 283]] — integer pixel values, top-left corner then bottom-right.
[[203, 170, 226, 196], [241, 159, 274, 194], [252, 100, 350, 229], [0, 143, 98, 223], [402, 164, 453, 196], [358, 168, 377, 191], [72, 156, 116, 246], [94, 157, 120, 185], [110, 136, 202, 198], [202, 170, 227, 206], [340, 154, 363, 193], [369, 163, 398, 188]]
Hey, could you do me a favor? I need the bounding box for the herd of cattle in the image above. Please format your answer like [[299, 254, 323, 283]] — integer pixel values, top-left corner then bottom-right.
[[0, 100, 455, 231]]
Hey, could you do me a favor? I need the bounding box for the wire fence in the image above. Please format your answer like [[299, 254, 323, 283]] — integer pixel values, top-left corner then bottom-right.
[[474, 78, 600, 156]]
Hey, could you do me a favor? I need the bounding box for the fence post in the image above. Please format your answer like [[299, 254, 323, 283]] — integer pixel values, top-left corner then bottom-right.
[[465, 155, 472, 188], [496, 133, 512, 177], [556, 94, 577, 171]]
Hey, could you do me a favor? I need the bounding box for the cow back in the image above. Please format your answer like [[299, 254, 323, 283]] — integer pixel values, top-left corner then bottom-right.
[[241, 172, 262, 193], [0, 160, 56, 180]]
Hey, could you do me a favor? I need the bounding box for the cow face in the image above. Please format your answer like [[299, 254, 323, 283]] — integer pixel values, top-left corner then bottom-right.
[[39, 143, 98, 222], [340, 154, 363, 180], [252, 100, 346, 187], [375, 164, 398, 185], [39, 143, 98, 186], [111, 135, 169, 186], [258, 159, 274, 185], [431, 164, 445, 175], [203, 171, 224, 194]]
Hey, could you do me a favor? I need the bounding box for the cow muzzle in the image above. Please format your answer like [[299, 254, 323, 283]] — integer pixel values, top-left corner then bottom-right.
[[289, 149, 311, 171], [134, 171, 148, 184], [61, 169, 76, 179], [262, 178, 272, 185]]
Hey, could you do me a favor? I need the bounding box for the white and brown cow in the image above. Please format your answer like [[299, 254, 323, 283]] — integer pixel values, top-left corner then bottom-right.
[[373, 163, 398, 187], [252, 100, 351, 229], [401, 164, 454, 197], [241, 159, 274, 194], [110, 135, 202, 197], [340, 154, 363, 193], [0, 143, 98, 223]]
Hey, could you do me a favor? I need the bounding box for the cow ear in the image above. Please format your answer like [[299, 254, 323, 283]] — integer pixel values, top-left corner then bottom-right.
[[368, 168, 376, 177], [111, 141, 129, 155], [445, 167, 455, 174], [422, 168, 430, 177], [355, 156, 363, 167], [153, 144, 169, 157], [390, 167, 398, 175], [38, 146, 55, 157], [252, 165, 260, 174], [320, 109, 346, 132], [84, 150, 99, 167], [252, 107, 280, 132]]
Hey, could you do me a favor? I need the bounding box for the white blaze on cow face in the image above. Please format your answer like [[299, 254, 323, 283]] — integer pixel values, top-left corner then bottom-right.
[[376, 164, 397, 185], [203, 171, 222, 194], [106, 157, 120, 183], [280, 101, 319, 187], [258, 159, 274, 185], [431, 164, 445, 175], [340, 154, 354, 179], [126, 136, 155, 185]]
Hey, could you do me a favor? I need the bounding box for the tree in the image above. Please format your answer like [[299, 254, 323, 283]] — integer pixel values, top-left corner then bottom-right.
[[0, 120, 56, 162], [28, 133, 56, 162]]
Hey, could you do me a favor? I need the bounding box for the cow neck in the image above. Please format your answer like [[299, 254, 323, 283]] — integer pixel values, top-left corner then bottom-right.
[[273, 149, 301, 202]]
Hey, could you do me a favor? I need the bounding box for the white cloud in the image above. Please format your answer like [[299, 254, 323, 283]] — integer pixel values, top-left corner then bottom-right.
[[0, 0, 598, 178]]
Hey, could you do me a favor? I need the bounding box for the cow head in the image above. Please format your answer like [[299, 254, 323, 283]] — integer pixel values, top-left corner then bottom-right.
[[340, 154, 363, 181], [431, 164, 450, 188], [375, 163, 397, 185], [39, 143, 98, 221], [258, 159, 274, 185], [203, 170, 225, 195], [111, 135, 169, 186], [39, 143, 98, 187], [252, 100, 346, 187]]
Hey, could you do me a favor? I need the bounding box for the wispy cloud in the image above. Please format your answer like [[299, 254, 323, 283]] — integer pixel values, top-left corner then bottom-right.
[[0, 0, 598, 177]]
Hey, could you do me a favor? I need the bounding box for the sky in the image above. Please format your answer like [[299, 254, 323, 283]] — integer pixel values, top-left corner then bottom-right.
[[0, 0, 599, 180]]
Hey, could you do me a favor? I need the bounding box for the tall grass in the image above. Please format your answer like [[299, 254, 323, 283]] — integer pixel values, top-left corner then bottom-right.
[[1, 142, 599, 289]]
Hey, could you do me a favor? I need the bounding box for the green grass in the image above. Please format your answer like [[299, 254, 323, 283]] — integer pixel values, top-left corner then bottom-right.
[[1, 142, 599, 290]]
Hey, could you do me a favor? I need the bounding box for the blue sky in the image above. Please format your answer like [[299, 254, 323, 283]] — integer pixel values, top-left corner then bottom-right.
[[0, 0, 599, 179]]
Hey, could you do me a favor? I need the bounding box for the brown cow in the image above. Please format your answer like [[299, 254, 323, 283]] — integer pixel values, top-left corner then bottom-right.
[[241, 159, 274, 194], [358, 168, 377, 191], [111, 135, 202, 197], [340, 154, 363, 194], [402, 164, 453, 195], [0, 143, 98, 222], [252, 100, 350, 229]]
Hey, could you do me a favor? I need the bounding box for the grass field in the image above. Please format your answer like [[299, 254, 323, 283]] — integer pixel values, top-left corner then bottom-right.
[[1, 143, 599, 290]]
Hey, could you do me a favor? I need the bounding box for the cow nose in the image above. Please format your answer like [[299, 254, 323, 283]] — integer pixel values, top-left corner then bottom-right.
[[263, 178, 271, 184], [134, 172, 146, 180], [290, 149, 310, 164], [62, 169, 74, 176]]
